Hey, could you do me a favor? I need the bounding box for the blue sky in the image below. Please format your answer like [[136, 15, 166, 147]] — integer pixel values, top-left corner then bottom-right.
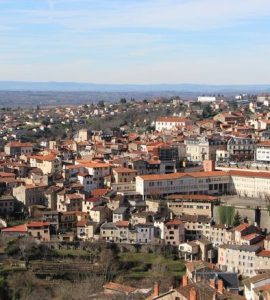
[[0, 0, 270, 84]]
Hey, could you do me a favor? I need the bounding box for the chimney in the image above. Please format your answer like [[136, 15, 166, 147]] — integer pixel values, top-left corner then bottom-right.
[[217, 279, 223, 294], [153, 282, 160, 297], [210, 279, 215, 289], [190, 287, 197, 300], [182, 275, 188, 287]]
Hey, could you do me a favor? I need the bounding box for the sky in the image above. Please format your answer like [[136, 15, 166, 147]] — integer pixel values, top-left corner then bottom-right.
[[0, 0, 270, 84]]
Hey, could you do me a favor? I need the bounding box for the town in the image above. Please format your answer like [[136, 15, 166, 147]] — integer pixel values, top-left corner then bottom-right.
[[0, 94, 270, 299]]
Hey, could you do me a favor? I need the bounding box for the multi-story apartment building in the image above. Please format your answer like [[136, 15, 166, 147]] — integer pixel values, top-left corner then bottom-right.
[[112, 167, 137, 183], [166, 194, 219, 217], [256, 141, 270, 162], [185, 136, 226, 162], [57, 193, 84, 212], [129, 159, 161, 175], [181, 215, 212, 241], [206, 224, 233, 247], [4, 141, 33, 156], [227, 137, 256, 161], [218, 244, 262, 277]]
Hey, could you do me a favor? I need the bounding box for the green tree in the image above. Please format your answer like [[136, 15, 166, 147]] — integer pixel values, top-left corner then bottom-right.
[[202, 103, 214, 118], [120, 98, 127, 104], [98, 100, 105, 107], [233, 211, 242, 227]]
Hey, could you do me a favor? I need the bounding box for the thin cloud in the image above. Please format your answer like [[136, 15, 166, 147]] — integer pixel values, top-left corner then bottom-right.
[[6, 0, 270, 31]]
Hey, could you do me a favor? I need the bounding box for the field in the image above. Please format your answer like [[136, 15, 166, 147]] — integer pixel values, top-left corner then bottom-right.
[[117, 252, 186, 280]]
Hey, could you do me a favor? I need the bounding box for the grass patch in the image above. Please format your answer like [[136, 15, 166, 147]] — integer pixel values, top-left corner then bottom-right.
[[54, 249, 90, 257], [118, 253, 185, 280]]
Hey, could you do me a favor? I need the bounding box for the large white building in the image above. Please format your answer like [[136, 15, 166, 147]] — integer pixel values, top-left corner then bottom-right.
[[135, 171, 230, 198], [155, 116, 192, 132], [198, 96, 216, 103], [256, 141, 270, 162], [136, 170, 270, 199]]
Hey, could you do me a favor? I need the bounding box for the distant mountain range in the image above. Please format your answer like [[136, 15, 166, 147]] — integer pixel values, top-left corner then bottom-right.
[[0, 81, 269, 93]]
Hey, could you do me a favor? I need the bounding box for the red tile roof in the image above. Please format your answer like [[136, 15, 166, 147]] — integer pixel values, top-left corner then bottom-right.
[[229, 170, 270, 179], [1, 224, 27, 233], [156, 117, 188, 123], [234, 223, 249, 232], [113, 167, 137, 173], [165, 219, 182, 226], [257, 250, 270, 257], [138, 171, 228, 181], [116, 221, 129, 227], [103, 282, 136, 294], [91, 188, 109, 197], [27, 221, 50, 228]]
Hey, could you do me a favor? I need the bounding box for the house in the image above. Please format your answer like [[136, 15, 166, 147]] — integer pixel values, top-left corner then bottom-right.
[[42, 211, 60, 232], [135, 223, 156, 244], [185, 136, 226, 162], [82, 197, 103, 214], [180, 215, 212, 241], [4, 141, 33, 156], [227, 137, 256, 161], [112, 167, 137, 183], [179, 242, 200, 261], [90, 206, 112, 223], [243, 272, 270, 300], [0, 195, 15, 215], [234, 223, 261, 244], [27, 221, 51, 242], [57, 193, 84, 212], [100, 222, 119, 242], [76, 220, 98, 241], [164, 219, 185, 246], [1, 224, 28, 238], [29, 153, 62, 177], [12, 184, 47, 208], [102, 282, 150, 298], [218, 244, 262, 276], [112, 206, 128, 223], [116, 220, 130, 243]]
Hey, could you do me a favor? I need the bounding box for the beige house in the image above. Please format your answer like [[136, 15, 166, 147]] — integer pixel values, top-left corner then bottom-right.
[[29, 153, 62, 177], [218, 244, 262, 277], [76, 220, 98, 241], [27, 221, 50, 242], [13, 184, 47, 207], [112, 167, 137, 183], [206, 224, 233, 247], [89, 206, 112, 223], [57, 193, 84, 212], [4, 141, 33, 156], [243, 272, 270, 300]]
